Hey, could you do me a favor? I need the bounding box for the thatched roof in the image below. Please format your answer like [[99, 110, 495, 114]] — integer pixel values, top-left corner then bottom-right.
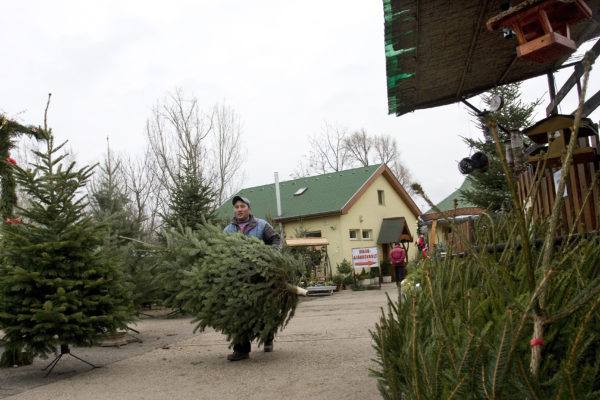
[[383, 0, 600, 116]]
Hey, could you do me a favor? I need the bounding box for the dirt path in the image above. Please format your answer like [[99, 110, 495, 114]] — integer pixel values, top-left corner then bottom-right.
[[1, 284, 398, 400]]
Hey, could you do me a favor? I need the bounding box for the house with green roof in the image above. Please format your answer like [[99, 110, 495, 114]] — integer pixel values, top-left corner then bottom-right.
[[216, 164, 421, 275], [420, 178, 484, 254]]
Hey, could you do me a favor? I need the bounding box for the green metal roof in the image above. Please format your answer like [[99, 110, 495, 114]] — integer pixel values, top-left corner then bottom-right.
[[425, 178, 479, 215], [377, 217, 413, 244], [216, 165, 383, 221]]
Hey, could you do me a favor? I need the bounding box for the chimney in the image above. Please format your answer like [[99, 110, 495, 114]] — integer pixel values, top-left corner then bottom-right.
[[274, 172, 282, 217], [274, 172, 283, 234]]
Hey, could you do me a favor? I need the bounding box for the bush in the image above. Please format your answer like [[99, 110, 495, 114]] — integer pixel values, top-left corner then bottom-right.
[[335, 259, 355, 287], [337, 259, 353, 275], [358, 268, 369, 279]]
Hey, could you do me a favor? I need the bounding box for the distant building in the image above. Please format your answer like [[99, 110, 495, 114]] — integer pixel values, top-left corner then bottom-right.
[[216, 164, 421, 274], [420, 178, 484, 254]]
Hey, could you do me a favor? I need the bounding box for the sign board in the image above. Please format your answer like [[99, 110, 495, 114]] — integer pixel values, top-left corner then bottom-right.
[[552, 170, 568, 197], [351, 246, 379, 269]]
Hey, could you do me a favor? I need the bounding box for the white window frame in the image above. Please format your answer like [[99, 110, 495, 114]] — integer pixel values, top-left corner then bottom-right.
[[361, 229, 371, 240], [349, 229, 359, 240]]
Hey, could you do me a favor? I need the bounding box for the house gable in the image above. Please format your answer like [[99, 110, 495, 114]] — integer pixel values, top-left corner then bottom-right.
[[341, 164, 421, 218]]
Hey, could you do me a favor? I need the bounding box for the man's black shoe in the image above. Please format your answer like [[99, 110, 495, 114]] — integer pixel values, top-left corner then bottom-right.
[[227, 351, 249, 361], [264, 340, 273, 352]]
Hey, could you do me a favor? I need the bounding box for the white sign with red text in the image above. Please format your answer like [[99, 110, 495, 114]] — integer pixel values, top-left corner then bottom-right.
[[351, 246, 379, 269]]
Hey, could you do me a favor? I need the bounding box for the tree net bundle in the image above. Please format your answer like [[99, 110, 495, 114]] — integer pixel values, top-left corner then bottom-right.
[[162, 224, 303, 346]]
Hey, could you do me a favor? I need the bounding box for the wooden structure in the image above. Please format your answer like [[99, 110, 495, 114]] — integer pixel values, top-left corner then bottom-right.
[[382, 0, 600, 117], [487, 0, 593, 63], [285, 237, 332, 280], [420, 179, 485, 254], [383, 0, 600, 237], [516, 115, 600, 233]]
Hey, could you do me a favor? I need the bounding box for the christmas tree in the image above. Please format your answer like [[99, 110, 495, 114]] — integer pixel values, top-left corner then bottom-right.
[[88, 142, 154, 308], [162, 223, 303, 346], [460, 83, 540, 211], [0, 115, 45, 219], [161, 162, 216, 230], [89, 140, 141, 247], [0, 125, 133, 367], [153, 161, 216, 310]]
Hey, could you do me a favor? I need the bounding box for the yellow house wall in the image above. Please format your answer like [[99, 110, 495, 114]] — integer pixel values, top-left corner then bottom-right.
[[282, 174, 418, 275], [282, 215, 342, 274]]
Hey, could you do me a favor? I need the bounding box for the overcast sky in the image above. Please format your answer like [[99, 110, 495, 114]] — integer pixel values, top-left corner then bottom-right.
[[2, 1, 599, 211]]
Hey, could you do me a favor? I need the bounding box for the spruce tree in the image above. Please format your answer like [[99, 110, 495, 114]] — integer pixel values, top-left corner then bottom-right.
[[163, 224, 303, 346], [88, 142, 153, 308], [460, 83, 540, 211], [89, 141, 141, 247], [161, 162, 216, 230], [0, 129, 133, 366], [154, 162, 216, 310]]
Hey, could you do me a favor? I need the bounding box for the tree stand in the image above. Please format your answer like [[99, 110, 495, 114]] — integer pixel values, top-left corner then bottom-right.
[[42, 344, 99, 377]]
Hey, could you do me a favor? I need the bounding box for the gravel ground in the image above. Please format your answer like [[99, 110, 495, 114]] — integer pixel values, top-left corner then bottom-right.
[[0, 284, 398, 400]]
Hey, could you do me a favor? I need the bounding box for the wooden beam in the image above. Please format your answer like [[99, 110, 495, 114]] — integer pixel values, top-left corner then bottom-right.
[[456, 0, 488, 97], [547, 72, 556, 114], [546, 38, 600, 115], [497, 55, 519, 86], [571, 89, 600, 117]]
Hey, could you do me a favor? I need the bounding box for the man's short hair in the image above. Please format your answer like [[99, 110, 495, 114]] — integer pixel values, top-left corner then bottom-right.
[[232, 195, 251, 208]]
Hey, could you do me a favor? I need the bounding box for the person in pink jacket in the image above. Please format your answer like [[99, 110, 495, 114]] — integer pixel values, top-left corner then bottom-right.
[[389, 243, 407, 285]]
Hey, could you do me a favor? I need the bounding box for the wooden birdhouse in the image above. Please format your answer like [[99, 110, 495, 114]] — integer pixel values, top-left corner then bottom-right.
[[524, 114, 598, 168], [487, 0, 593, 63], [516, 115, 600, 233]]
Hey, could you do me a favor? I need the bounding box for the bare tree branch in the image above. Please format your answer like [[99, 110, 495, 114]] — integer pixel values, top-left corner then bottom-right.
[[145, 89, 213, 193], [373, 134, 399, 165], [305, 121, 349, 174], [210, 102, 246, 205], [122, 150, 157, 238], [344, 128, 372, 166]]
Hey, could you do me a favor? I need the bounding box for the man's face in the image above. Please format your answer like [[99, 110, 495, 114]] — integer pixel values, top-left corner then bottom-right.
[[233, 200, 250, 222]]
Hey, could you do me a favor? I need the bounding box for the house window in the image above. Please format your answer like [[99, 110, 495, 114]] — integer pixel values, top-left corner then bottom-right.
[[349, 229, 359, 240], [304, 231, 321, 237], [294, 187, 308, 196], [377, 190, 385, 205], [362, 229, 372, 240]]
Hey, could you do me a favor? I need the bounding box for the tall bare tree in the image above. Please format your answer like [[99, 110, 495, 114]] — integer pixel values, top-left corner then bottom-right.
[[372, 134, 399, 165], [143, 89, 214, 229], [300, 121, 349, 175], [388, 159, 414, 192], [139, 89, 246, 233], [295, 124, 415, 194], [209, 102, 245, 205], [145, 89, 212, 189], [344, 129, 372, 166], [122, 150, 158, 238]]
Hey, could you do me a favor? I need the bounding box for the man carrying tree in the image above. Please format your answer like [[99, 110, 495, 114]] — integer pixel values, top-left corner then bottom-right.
[[223, 195, 282, 361]]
